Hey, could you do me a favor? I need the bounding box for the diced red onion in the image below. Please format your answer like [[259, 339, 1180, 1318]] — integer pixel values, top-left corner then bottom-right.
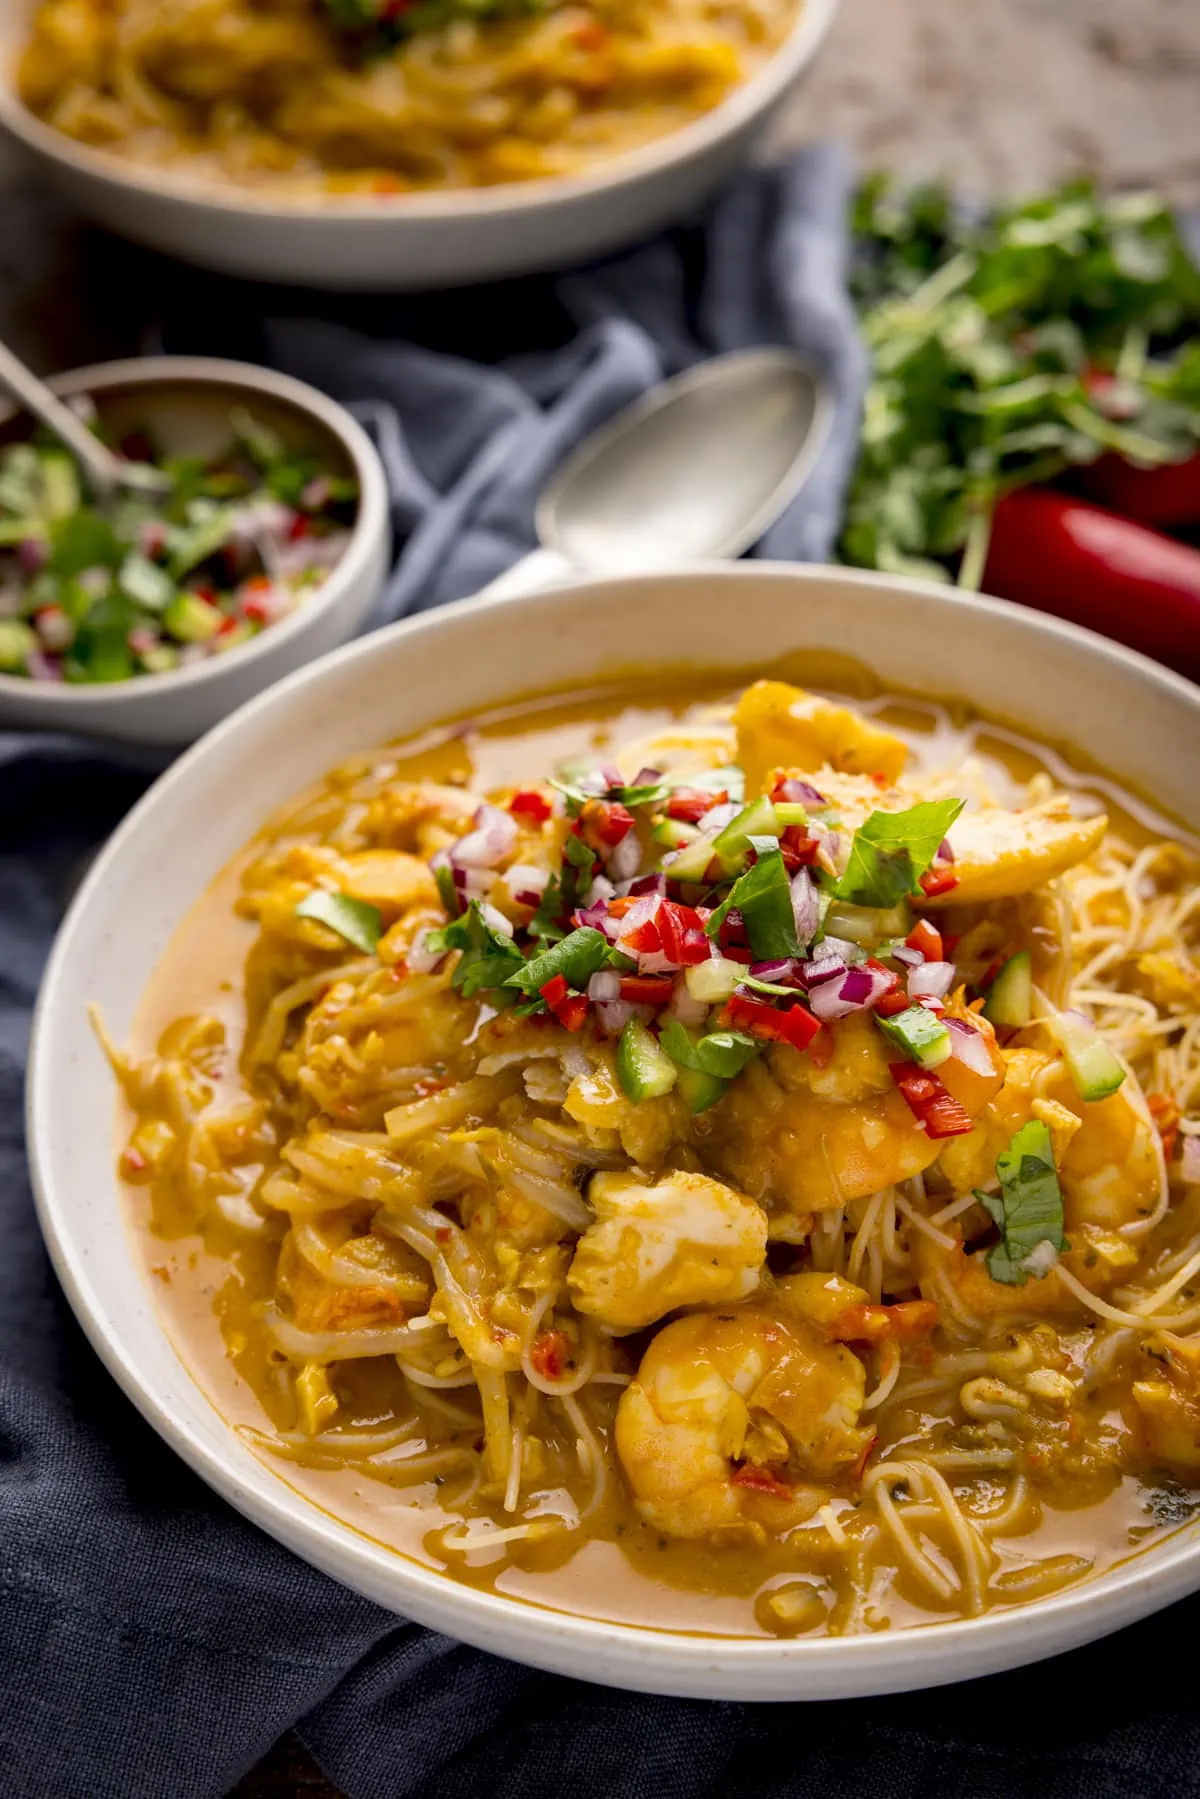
[[797, 954, 847, 990], [790, 868, 820, 946], [617, 894, 678, 974], [25, 649, 63, 682], [595, 1000, 635, 1037], [936, 837, 955, 864], [505, 863, 548, 908], [17, 536, 47, 575], [607, 829, 642, 884], [917, 996, 946, 1014], [300, 476, 333, 511], [587, 970, 622, 1003], [908, 960, 956, 1001], [808, 961, 895, 1021], [945, 1014, 995, 1076], [891, 944, 923, 969], [409, 933, 445, 975], [584, 874, 616, 906], [667, 977, 710, 1028], [705, 802, 740, 832], [127, 626, 159, 658], [776, 778, 828, 806], [820, 935, 866, 964], [631, 766, 662, 787], [575, 899, 621, 940], [1181, 1136, 1200, 1183], [479, 902, 514, 938], [451, 803, 518, 870], [751, 959, 799, 983], [621, 872, 666, 898]]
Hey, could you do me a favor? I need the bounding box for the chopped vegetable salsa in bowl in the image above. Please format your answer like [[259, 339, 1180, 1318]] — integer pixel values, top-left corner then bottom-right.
[[0, 357, 388, 745]]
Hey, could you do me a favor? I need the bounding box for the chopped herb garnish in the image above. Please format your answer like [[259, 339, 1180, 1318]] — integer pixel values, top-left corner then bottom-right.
[[433, 861, 461, 919], [707, 840, 802, 959], [427, 901, 524, 998], [659, 1020, 762, 1080], [295, 889, 382, 954], [978, 1118, 1067, 1285], [503, 926, 615, 999], [836, 799, 965, 908]]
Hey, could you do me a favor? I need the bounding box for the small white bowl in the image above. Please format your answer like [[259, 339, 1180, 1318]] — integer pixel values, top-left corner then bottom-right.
[[0, 0, 839, 288], [0, 356, 389, 746], [28, 565, 1200, 1699]]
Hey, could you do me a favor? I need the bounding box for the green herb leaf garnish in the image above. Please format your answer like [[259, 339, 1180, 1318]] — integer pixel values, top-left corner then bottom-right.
[[659, 1020, 762, 1080], [295, 889, 382, 954], [707, 840, 802, 959], [503, 926, 615, 999], [426, 900, 524, 998], [978, 1118, 1067, 1285], [836, 798, 965, 908]]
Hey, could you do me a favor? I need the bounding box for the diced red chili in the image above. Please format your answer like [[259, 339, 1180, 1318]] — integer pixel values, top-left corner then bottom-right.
[[509, 788, 552, 825], [622, 915, 663, 953], [826, 1300, 939, 1346], [539, 973, 587, 1032], [807, 1026, 832, 1069], [725, 991, 820, 1053], [618, 975, 674, 1004], [781, 825, 820, 864], [1149, 1092, 1182, 1163], [919, 868, 960, 898], [875, 989, 911, 1019], [906, 919, 944, 962], [852, 1431, 878, 1484], [679, 927, 712, 966], [579, 798, 635, 850], [730, 1464, 793, 1498], [667, 786, 724, 823], [530, 1330, 569, 1381], [655, 899, 704, 963], [890, 1064, 974, 1138], [607, 895, 637, 919], [286, 512, 311, 542], [718, 908, 748, 949]]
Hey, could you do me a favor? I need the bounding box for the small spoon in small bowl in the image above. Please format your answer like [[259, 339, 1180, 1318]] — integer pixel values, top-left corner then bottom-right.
[[483, 347, 834, 598], [0, 335, 173, 502]]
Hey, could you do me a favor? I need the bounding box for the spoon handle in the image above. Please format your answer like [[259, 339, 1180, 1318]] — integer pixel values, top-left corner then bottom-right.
[[479, 547, 579, 601], [0, 336, 124, 499]]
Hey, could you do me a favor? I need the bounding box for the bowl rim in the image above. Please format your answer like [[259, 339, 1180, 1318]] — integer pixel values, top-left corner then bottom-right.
[[0, 354, 390, 710], [26, 563, 1200, 1693], [0, 0, 840, 221]]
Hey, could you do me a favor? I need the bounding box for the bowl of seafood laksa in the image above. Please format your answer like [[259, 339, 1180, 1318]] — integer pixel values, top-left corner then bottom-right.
[[29, 566, 1200, 1697]]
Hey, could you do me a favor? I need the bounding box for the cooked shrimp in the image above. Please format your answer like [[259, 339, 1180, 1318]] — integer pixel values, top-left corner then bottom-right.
[[615, 1308, 871, 1538], [734, 679, 909, 796], [711, 1006, 1005, 1214], [568, 1170, 768, 1332]]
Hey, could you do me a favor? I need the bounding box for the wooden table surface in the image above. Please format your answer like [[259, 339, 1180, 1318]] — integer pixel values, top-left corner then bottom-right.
[[3, 0, 1194, 1791]]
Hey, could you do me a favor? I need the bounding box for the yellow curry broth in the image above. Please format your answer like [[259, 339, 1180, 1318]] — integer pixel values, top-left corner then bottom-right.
[[117, 674, 1200, 1637]]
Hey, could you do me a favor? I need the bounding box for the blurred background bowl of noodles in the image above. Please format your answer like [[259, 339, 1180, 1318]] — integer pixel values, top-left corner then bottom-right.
[[0, 0, 840, 289], [28, 563, 1200, 1699]]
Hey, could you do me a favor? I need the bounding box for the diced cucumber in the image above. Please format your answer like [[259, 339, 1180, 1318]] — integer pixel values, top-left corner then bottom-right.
[[710, 796, 779, 871], [663, 831, 720, 882], [163, 591, 221, 643], [684, 957, 743, 1004], [0, 618, 36, 671], [983, 951, 1033, 1028], [773, 801, 810, 827], [824, 897, 912, 947], [40, 451, 81, 521], [875, 1004, 952, 1070], [675, 1065, 729, 1113], [1049, 1010, 1126, 1101], [615, 1017, 677, 1102], [651, 817, 701, 850]]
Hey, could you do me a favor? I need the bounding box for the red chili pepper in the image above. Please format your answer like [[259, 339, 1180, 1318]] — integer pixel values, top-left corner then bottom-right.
[[286, 512, 311, 542], [667, 786, 725, 823], [579, 798, 635, 849], [875, 989, 911, 1019], [851, 1431, 878, 1484], [1148, 1092, 1182, 1164], [919, 868, 960, 898], [622, 916, 662, 954], [607, 895, 637, 919], [1076, 450, 1200, 531], [890, 1064, 975, 1138], [807, 1026, 832, 1069], [509, 788, 552, 825], [906, 919, 944, 962], [725, 991, 821, 1053], [539, 973, 587, 1031], [618, 975, 674, 1004], [781, 825, 820, 864], [730, 1464, 793, 1498], [530, 1330, 569, 1381], [655, 899, 704, 964], [982, 487, 1200, 679], [679, 927, 712, 966], [718, 908, 747, 949]]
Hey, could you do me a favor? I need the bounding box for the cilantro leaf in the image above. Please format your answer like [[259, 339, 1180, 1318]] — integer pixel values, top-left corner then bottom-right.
[[706, 840, 802, 959], [659, 1020, 762, 1080], [528, 869, 566, 943], [503, 927, 614, 998], [295, 889, 382, 954], [977, 1118, 1066, 1285], [426, 901, 524, 999], [836, 798, 965, 908], [50, 508, 123, 578]]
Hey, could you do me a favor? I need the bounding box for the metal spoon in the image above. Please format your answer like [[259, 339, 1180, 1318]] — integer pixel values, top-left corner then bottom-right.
[[0, 335, 172, 502], [483, 347, 833, 599]]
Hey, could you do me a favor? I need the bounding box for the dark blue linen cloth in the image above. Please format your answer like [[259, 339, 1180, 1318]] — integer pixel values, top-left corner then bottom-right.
[[5, 144, 1200, 1799]]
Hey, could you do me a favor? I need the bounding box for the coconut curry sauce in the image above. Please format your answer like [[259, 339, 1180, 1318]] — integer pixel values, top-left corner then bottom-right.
[[113, 672, 1200, 1638]]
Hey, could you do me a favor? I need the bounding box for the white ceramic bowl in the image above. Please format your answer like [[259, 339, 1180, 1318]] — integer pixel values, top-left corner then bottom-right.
[[0, 0, 839, 289], [0, 356, 389, 746], [28, 566, 1200, 1699]]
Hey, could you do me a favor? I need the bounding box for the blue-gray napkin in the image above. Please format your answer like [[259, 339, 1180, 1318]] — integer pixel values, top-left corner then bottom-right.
[[4, 143, 1200, 1799]]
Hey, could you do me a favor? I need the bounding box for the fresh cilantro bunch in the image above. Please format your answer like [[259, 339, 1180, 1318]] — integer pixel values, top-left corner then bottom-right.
[[841, 177, 1200, 586]]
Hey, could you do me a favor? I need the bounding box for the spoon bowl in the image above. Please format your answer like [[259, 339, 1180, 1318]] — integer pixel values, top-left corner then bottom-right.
[[484, 349, 833, 597]]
